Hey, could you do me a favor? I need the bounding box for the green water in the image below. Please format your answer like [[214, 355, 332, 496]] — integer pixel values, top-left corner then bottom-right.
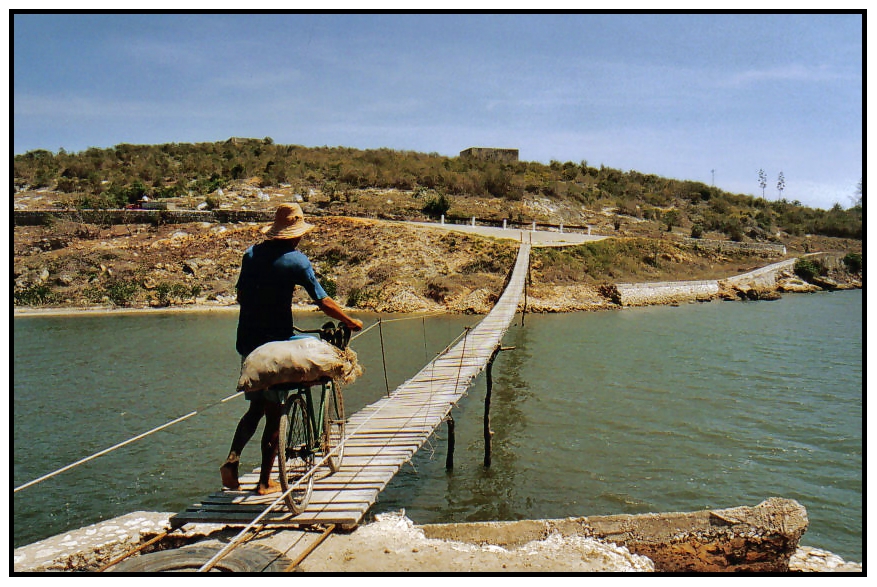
[[13, 291, 862, 560]]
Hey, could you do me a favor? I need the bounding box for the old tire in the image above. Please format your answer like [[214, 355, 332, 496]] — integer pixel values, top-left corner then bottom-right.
[[107, 543, 293, 572]]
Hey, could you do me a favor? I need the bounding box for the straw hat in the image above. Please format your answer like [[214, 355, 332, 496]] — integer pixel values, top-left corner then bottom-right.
[[261, 203, 314, 239]]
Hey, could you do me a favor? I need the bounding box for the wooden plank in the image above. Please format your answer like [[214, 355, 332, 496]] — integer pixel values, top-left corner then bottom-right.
[[173, 510, 361, 526], [351, 413, 446, 419], [313, 479, 390, 488], [200, 489, 378, 506], [188, 501, 370, 514], [344, 428, 421, 443], [313, 469, 397, 479], [348, 421, 438, 429], [332, 452, 419, 460], [335, 457, 408, 467], [342, 442, 422, 449], [344, 429, 426, 435], [352, 407, 450, 415]]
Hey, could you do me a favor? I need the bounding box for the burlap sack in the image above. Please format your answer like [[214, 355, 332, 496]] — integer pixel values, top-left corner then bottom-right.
[[237, 337, 363, 392]]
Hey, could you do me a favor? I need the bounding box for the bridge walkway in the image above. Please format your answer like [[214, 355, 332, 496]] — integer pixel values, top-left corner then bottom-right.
[[171, 243, 531, 529]]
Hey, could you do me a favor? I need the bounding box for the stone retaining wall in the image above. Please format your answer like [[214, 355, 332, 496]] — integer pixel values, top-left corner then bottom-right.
[[617, 258, 805, 306], [683, 237, 787, 256], [720, 259, 797, 290], [616, 280, 719, 306]]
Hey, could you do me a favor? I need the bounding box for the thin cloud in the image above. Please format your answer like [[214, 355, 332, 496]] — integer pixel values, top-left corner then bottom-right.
[[717, 64, 853, 88], [13, 92, 220, 121], [210, 68, 305, 91]]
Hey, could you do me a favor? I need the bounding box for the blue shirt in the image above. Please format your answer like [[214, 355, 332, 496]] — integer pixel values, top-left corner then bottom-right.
[[235, 240, 328, 356]]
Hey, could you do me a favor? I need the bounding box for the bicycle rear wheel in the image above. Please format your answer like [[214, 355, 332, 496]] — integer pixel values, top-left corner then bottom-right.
[[277, 395, 315, 514], [322, 383, 345, 473]]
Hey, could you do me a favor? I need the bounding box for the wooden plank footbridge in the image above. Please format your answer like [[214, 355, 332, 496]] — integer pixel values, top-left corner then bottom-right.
[[171, 243, 532, 530]]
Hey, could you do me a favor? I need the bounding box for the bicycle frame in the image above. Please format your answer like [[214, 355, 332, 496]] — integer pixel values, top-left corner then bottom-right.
[[276, 381, 332, 449], [297, 381, 331, 447]]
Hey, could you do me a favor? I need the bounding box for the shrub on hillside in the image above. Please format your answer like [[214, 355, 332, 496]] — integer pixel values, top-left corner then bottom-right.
[[422, 193, 451, 218], [104, 279, 141, 306], [794, 258, 825, 282], [153, 282, 201, 306], [14, 284, 57, 306], [321, 277, 337, 299], [842, 252, 863, 274]]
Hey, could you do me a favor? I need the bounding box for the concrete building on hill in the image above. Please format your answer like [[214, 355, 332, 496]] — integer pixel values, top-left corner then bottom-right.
[[459, 147, 519, 163]]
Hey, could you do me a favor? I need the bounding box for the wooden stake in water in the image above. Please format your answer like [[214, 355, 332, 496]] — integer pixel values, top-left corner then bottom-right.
[[484, 344, 514, 468], [445, 415, 455, 470], [378, 317, 390, 397]]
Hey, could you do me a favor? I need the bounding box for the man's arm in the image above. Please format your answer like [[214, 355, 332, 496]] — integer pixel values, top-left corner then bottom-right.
[[317, 297, 363, 331]]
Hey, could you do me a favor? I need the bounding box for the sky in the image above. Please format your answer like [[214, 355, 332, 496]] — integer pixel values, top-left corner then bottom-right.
[[12, 12, 864, 210]]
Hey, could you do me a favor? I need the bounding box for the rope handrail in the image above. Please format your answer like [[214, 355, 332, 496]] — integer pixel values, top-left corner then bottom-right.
[[14, 411, 198, 494], [12, 311, 458, 493]]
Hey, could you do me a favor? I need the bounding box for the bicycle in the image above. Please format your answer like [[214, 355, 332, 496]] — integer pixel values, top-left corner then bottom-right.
[[275, 322, 350, 514]]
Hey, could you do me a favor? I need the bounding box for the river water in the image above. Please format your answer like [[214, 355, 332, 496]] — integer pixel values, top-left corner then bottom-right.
[[13, 291, 862, 561]]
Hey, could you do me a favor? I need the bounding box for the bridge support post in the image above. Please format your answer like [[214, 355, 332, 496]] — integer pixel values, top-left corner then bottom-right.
[[445, 416, 455, 470], [521, 244, 530, 327], [484, 345, 515, 468]]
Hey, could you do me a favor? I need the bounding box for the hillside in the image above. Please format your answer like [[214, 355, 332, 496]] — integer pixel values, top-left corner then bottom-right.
[[13, 140, 862, 313], [14, 139, 862, 241]]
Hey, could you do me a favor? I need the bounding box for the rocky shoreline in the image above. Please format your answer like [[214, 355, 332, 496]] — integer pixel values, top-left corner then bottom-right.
[[14, 213, 863, 320], [12, 254, 862, 319]]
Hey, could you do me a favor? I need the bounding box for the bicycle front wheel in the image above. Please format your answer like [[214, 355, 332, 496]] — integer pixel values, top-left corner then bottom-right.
[[322, 383, 345, 473], [277, 395, 315, 514]]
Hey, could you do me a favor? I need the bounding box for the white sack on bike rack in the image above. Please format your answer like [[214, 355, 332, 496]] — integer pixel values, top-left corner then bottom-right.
[[238, 337, 363, 392]]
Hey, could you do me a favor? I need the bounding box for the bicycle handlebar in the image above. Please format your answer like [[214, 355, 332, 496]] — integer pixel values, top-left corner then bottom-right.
[[292, 326, 324, 334]]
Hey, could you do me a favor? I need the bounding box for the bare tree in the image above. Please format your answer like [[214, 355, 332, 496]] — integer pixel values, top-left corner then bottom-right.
[[758, 169, 767, 198], [776, 171, 785, 201]]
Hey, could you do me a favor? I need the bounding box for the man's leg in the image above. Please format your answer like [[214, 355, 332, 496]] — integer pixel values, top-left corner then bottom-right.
[[257, 400, 283, 495], [220, 395, 265, 489]]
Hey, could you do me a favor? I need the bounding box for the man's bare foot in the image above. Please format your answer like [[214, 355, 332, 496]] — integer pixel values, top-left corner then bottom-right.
[[256, 480, 281, 495], [220, 461, 240, 490]]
